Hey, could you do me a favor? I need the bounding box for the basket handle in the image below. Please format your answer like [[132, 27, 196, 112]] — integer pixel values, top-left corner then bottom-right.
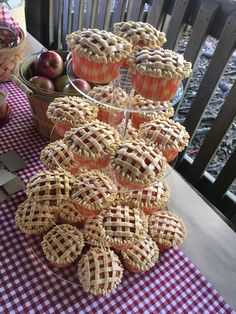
[[10, 74, 34, 96]]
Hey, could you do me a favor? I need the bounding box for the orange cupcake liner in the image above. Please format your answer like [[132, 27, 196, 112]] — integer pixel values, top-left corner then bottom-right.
[[74, 153, 110, 170], [72, 51, 124, 84], [55, 122, 72, 137], [132, 73, 181, 101]]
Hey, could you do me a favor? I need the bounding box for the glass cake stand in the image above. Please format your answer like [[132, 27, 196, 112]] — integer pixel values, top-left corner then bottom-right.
[[26, 61, 184, 288]]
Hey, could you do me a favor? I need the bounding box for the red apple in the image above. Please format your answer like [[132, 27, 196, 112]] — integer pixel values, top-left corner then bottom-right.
[[54, 75, 70, 92], [63, 82, 81, 95], [70, 78, 92, 94], [29, 76, 55, 91], [35, 51, 64, 80]]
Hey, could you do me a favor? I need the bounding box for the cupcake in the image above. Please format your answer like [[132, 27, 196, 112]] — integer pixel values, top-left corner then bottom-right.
[[64, 120, 120, 170], [26, 170, 74, 209], [139, 118, 190, 162], [71, 169, 117, 217], [129, 47, 192, 101], [40, 140, 78, 175], [66, 28, 132, 83], [122, 179, 170, 215], [110, 140, 167, 190], [15, 198, 56, 235], [42, 224, 84, 268], [97, 204, 148, 250], [121, 235, 159, 273], [88, 84, 128, 126], [78, 247, 123, 295], [130, 94, 174, 129], [58, 201, 87, 226], [47, 96, 98, 137], [149, 211, 186, 250], [114, 21, 166, 48]]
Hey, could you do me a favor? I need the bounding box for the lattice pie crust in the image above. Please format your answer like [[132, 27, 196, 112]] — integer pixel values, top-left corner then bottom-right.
[[131, 94, 174, 118], [121, 179, 170, 211], [66, 28, 132, 63], [42, 224, 84, 267], [71, 169, 117, 212], [88, 83, 128, 108], [97, 205, 148, 249], [58, 201, 86, 225], [139, 118, 190, 152], [15, 198, 56, 235], [114, 21, 166, 48], [121, 235, 159, 272], [78, 247, 123, 295], [110, 140, 167, 185], [26, 170, 74, 207], [40, 140, 75, 172], [149, 211, 186, 249], [64, 120, 120, 160], [129, 47, 192, 80], [47, 96, 98, 126]]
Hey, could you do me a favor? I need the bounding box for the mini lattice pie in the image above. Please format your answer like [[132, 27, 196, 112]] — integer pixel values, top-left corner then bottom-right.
[[122, 179, 170, 215], [121, 235, 159, 273], [139, 118, 190, 162], [97, 204, 148, 250], [66, 28, 132, 83], [15, 198, 56, 235], [40, 140, 77, 174], [149, 211, 186, 249], [129, 47, 192, 101], [58, 201, 87, 226], [71, 169, 117, 217], [64, 120, 120, 170], [26, 170, 74, 208], [42, 224, 84, 268], [78, 247, 123, 295], [110, 140, 167, 189], [47, 96, 98, 136], [88, 84, 128, 125], [114, 21, 166, 48], [130, 94, 174, 129]]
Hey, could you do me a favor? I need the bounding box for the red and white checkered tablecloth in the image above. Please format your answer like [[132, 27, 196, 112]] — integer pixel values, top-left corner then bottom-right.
[[0, 82, 234, 314]]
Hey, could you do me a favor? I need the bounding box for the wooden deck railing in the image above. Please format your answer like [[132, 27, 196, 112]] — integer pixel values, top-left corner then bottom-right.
[[25, 0, 236, 227]]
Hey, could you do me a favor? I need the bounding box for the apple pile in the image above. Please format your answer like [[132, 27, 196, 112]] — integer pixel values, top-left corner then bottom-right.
[[28, 50, 92, 94]]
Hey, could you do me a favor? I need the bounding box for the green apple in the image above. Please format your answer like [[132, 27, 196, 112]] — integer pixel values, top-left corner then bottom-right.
[[54, 75, 70, 92]]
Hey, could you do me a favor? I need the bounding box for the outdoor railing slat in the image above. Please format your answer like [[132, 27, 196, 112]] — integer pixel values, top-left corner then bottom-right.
[[146, 0, 165, 28], [127, 0, 144, 21]]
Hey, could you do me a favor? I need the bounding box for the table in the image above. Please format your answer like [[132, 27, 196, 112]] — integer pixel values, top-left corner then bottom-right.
[[0, 35, 236, 313]]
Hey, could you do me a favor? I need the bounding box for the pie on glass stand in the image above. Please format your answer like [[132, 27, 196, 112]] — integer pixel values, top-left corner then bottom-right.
[[47, 96, 98, 137], [41, 224, 84, 268], [78, 247, 123, 295], [58, 201, 87, 226]]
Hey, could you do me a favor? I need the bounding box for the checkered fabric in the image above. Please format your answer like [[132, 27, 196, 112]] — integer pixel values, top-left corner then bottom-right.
[[0, 82, 234, 313]]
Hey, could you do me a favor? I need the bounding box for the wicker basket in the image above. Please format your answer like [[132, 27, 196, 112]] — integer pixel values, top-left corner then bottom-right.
[[0, 28, 25, 82], [12, 50, 71, 138]]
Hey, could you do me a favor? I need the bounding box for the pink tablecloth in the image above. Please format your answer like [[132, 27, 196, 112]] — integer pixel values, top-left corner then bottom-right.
[[0, 82, 234, 314]]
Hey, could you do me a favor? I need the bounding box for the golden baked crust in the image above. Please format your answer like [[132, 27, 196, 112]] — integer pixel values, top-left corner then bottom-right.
[[131, 94, 174, 118], [47, 96, 98, 126], [83, 216, 108, 247], [129, 47, 192, 80], [42, 224, 84, 267], [78, 247, 123, 295], [117, 120, 139, 140], [110, 140, 167, 186], [88, 84, 128, 108], [71, 169, 117, 213], [63, 120, 120, 160], [149, 211, 186, 249], [121, 235, 159, 272], [15, 198, 56, 235], [97, 205, 148, 249], [40, 140, 75, 172], [26, 170, 75, 207], [66, 28, 132, 64], [122, 179, 170, 211], [59, 201, 86, 225], [139, 118, 190, 152], [114, 21, 166, 48]]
